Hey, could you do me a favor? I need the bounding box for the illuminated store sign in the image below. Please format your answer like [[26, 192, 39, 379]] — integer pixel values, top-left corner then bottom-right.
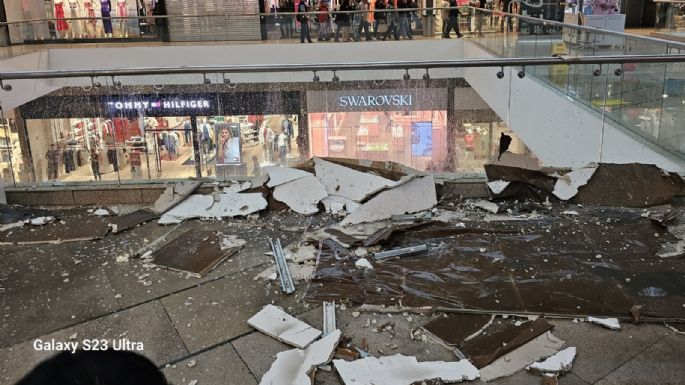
[[107, 99, 211, 110], [337, 94, 413, 107]]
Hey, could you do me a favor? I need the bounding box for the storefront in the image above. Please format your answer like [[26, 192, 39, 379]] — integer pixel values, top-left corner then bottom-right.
[[15, 90, 301, 183]]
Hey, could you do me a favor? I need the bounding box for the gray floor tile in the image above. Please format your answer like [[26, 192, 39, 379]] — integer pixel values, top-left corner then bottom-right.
[[231, 331, 291, 380], [0, 300, 188, 384], [162, 343, 257, 385], [594, 334, 685, 385], [160, 266, 313, 352]]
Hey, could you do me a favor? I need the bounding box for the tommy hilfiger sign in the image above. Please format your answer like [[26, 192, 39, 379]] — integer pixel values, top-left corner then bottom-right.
[[107, 99, 211, 110], [337, 94, 413, 107]]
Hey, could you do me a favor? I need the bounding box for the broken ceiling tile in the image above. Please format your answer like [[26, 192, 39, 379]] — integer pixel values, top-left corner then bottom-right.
[[0, 214, 109, 245], [527, 346, 577, 374], [158, 193, 267, 224], [321, 195, 361, 215], [461, 318, 554, 368], [108, 209, 159, 234], [92, 208, 111, 216], [487, 180, 511, 195], [422, 314, 495, 347], [265, 166, 312, 188], [151, 230, 240, 277], [255, 263, 315, 282], [259, 329, 341, 385], [220, 235, 247, 250], [29, 216, 55, 226], [586, 316, 621, 330], [153, 181, 202, 214], [341, 176, 437, 225], [479, 331, 565, 382], [334, 354, 479, 385], [355, 258, 373, 270], [284, 244, 318, 263], [552, 165, 597, 201], [223, 181, 252, 193], [470, 200, 499, 214], [248, 304, 323, 348], [273, 175, 328, 215], [314, 157, 396, 202]]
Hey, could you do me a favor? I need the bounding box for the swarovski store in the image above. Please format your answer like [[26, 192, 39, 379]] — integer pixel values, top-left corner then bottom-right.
[[15, 90, 301, 184], [307, 88, 450, 172]]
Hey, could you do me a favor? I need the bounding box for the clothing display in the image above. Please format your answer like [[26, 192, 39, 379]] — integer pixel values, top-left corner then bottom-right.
[[117, 0, 128, 16], [84, 1, 97, 36], [55, 2, 69, 32], [101, 0, 113, 34], [68, 0, 82, 37]]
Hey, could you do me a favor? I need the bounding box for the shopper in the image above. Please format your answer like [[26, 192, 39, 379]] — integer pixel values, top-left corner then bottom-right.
[[90, 148, 101, 181], [334, 0, 352, 42], [183, 120, 191, 144], [316, 0, 331, 41], [283, 0, 295, 38], [45, 144, 60, 181], [385, 1, 399, 40], [373, 0, 387, 40], [351, 0, 362, 41], [357, 0, 372, 41], [442, 0, 463, 38], [441, 0, 450, 35], [398, 0, 413, 39], [297, 0, 313, 43]]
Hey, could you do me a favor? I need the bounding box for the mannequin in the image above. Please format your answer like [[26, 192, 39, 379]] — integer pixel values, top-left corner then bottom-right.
[[142, 0, 156, 34], [101, 0, 113, 37], [83, 1, 98, 37], [67, 0, 82, 38], [54, 1, 70, 38], [117, 0, 128, 37]]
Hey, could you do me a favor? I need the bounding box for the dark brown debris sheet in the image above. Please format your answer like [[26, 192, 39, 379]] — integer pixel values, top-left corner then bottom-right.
[[108, 209, 159, 234], [305, 211, 685, 319], [151, 229, 242, 277], [0, 209, 110, 245]]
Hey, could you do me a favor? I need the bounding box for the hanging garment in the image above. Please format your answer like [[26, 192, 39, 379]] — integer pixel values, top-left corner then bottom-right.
[[101, 0, 113, 33], [55, 3, 69, 32], [117, 0, 128, 16], [84, 1, 97, 33], [68, 1, 82, 36]]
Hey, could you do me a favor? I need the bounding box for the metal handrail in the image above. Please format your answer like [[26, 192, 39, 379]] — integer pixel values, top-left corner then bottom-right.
[[1, 54, 684, 81], [3, 6, 685, 50]]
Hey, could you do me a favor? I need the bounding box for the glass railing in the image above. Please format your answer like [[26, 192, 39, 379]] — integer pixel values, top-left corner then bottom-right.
[[0, 55, 684, 188], [465, 7, 685, 163]]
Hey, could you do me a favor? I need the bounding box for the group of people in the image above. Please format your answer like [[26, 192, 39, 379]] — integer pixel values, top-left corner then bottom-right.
[[273, 0, 422, 43]]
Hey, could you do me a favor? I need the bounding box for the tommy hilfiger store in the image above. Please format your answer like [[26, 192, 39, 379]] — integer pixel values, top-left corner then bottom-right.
[[13, 90, 301, 184]]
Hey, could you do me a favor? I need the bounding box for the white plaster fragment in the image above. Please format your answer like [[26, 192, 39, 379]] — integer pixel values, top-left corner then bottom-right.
[[248, 304, 322, 348], [527, 347, 577, 374], [265, 167, 312, 188], [587, 316, 621, 330], [355, 258, 373, 270], [223, 181, 252, 193], [154, 181, 202, 214], [255, 263, 315, 282], [158, 193, 267, 224], [341, 176, 437, 225], [29, 216, 55, 226], [314, 157, 396, 202], [321, 196, 361, 215], [553, 165, 597, 201], [273, 176, 328, 215], [334, 354, 480, 385], [471, 200, 499, 214], [488, 180, 511, 194], [561, 210, 579, 216], [221, 235, 247, 250], [284, 244, 318, 263], [480, 331, 565, 382], [0, 221, 24, 232], [259, 329, 341, 385], [92, 208, 111, 216]]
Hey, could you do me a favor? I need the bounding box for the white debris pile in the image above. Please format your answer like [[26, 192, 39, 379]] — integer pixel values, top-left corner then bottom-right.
[[220, 235, 246, 250], [527, 347, 577, 374], [334, 354, 480, 385], [29, 216, 55, 226], [468, 200, 499, 214], [88, 208, 111, 216], [248, 305, 322, 348], [586, 316, 621, 330]]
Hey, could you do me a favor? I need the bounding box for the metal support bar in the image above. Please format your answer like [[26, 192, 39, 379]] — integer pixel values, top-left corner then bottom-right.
[[270, 238, 295, 294], [323, 301, 336, 337], [391, 212, 433, 222], [373, 244, 429, 260], [2, 55, 685, 80]]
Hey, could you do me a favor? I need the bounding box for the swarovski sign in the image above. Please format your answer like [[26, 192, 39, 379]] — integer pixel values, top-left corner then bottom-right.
[[107, 99, 211, 110], [337, 94, 413, 107]]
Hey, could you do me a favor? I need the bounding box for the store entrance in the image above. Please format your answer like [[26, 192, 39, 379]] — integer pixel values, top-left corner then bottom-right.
[[143, 116, 196, 179]]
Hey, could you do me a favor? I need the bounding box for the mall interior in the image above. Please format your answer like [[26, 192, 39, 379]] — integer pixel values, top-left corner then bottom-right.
[[0, 0, 684, 188]]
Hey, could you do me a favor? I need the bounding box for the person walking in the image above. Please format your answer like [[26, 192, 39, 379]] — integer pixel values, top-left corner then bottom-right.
[[335, 0, 352, 41], [351, 0, 361, 41], [317, 1, 331, 41], [357, 0, 372, 41], [385, 0, 399, 40], [45, 144, 60, 181], [442, 0, 463, 38], [373, 0, 387, 40], [298, 0, 313, 43], [90, 148, 101, 181], [441, 0, 450, 35], [283, 0, 295, 38], [398, 0, 413, 39]]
